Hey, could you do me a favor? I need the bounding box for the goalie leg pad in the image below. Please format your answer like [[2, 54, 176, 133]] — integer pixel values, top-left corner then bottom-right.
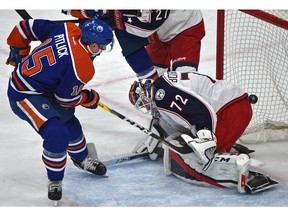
[[163, 145, 172, 175], [203, 153, 251, 191]]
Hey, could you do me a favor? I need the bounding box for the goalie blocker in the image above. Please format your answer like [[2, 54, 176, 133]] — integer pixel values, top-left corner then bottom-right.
[[136, 119, 278, 194]]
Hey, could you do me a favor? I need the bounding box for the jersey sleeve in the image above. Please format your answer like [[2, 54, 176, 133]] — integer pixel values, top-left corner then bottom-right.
[[7, 19, 62, 48], [62, 9, 97, 19], [119, 10, 170, 38]]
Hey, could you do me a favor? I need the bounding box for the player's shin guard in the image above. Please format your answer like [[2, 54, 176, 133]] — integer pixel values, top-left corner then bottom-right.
[[40, 118, 69, 181], [42, 149, 67, 181], [68, 134, 88, 161]]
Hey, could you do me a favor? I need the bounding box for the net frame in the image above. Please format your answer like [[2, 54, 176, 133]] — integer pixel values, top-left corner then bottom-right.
[[216, 10, 288, 143]]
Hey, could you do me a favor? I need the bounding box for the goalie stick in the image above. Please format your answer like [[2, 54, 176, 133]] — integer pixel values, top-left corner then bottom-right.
[[97, 102, 192, 155], [15, 9, 85, 23]]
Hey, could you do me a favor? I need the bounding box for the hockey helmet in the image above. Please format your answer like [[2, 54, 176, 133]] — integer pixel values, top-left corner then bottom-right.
[[81, 18, 114, 50]]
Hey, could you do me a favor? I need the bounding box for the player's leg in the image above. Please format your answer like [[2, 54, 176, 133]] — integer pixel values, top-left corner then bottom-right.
[[146, 32, 170, 76], [65, 116, 107, 176], [115, 29, 158, 80], [169, 20, 205, 72], [9, 95, 69, 201]]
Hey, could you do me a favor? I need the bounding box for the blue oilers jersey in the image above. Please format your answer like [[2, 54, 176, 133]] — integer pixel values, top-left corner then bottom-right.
[[7, 19, 95, 107]]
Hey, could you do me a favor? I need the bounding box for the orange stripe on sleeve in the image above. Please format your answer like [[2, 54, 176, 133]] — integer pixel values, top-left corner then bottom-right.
[[21, 20, 34, 41], [7, 26, 30, 48], [70, 10, 85, 18]]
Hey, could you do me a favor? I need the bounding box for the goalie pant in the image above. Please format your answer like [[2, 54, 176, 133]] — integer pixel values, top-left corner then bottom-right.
[[165, 148, 277, 194]]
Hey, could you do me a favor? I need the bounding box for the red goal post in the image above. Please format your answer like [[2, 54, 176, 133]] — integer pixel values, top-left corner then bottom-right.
[[216, 10, 288, 143]]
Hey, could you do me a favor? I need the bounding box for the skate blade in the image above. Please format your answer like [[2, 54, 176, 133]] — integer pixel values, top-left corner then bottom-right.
[[53, 200, 58, 206]]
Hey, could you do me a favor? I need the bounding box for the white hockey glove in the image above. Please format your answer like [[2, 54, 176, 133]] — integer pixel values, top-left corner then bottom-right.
[[182, 129, 217, 171]]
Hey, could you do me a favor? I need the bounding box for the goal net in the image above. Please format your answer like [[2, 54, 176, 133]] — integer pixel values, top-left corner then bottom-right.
[[216, 10, 288, 143]]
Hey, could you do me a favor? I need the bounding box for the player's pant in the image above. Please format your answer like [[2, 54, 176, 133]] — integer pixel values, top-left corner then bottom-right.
[[146, 20, 206, 71], [8, 95, 88, 181]]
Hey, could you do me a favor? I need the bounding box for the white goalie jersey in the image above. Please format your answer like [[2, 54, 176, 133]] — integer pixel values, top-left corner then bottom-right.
[[121, 10, 203, 42], [153, 71, 246, 135]]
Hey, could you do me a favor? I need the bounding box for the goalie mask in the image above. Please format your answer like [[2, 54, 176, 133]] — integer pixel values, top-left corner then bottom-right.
[[129, 79, 156, 114]]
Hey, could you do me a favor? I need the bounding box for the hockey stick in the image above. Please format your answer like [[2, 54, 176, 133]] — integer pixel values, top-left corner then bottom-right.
[[87, 142, 149, 167], [15, 9, 86, 24], [15, 10, 32, 19], [103, 151, 149, 166], [97, 101, 191, 154]]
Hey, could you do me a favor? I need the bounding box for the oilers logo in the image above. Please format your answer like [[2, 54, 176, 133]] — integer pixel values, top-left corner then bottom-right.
[[97, 25, 104, 32], [42, 103, 50, 110], [155, 89, 165, 101]]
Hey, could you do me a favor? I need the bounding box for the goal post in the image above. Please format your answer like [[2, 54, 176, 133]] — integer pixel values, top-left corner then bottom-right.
[[216, 10, 288, 143]]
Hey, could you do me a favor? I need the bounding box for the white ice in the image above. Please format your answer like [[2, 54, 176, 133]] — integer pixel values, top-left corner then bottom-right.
[[0, 10, 288, 212]]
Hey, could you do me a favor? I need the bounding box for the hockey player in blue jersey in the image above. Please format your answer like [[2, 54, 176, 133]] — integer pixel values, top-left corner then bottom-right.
[[6, 18, 114, 202], [62, 10, 168, 81], [62, 10, 205, 81]]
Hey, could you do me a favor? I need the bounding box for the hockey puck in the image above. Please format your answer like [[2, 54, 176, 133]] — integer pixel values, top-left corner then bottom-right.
[[248, 94, 258, 104]]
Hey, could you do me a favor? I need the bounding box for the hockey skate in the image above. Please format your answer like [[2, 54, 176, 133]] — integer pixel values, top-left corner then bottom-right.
[[48, 180, 62, 202], [71, 156, 107, 176]]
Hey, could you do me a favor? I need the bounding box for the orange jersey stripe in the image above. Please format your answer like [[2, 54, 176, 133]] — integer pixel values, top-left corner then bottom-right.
[[12, 71, 26, 91], [21, 20, 34, 41], [42, 157, 67, 168], [68, 140, 86, 151], [70, 10, 86, 18], [17, 99, 47, 131]]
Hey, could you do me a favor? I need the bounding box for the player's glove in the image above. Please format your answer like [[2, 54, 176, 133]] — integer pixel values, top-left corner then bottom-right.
[[80, 89, 100, 109], [6, 45, 31, 67]]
